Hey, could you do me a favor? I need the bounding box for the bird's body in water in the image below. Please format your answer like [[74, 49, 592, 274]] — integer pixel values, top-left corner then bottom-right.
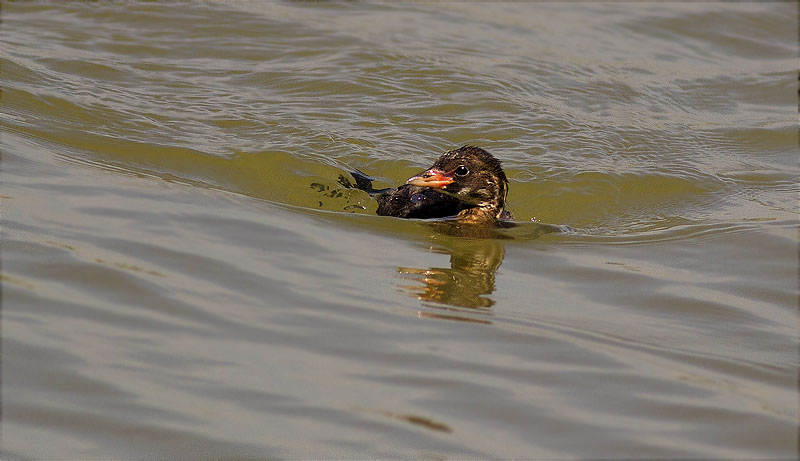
[[352, 146, 512, 224], [375, 184, 470, 219]]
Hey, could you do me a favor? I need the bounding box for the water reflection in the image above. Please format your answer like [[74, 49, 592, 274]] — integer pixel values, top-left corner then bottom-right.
[[395, 222, 563, 322], [398, 237, 505, 319]]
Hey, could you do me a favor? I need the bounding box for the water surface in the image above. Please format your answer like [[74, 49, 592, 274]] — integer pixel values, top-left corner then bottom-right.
[[2, 2, 797, 458]]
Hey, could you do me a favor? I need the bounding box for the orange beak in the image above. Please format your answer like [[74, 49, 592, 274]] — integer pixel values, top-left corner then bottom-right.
[[406, 169, 454, 189]]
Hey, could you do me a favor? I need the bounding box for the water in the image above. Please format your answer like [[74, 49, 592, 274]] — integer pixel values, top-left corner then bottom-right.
[[2, 2, 797, 458]]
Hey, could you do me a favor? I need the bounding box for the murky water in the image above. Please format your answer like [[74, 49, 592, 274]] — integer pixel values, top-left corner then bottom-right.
[[2, 2, 797, 458]]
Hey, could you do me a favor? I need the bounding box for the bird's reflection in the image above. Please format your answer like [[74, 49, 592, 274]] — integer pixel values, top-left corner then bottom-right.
[[397, 236, 506, 322], [395, 222, 561, 322]]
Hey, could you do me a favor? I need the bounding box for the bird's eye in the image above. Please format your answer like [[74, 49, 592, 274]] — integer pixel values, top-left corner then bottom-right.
[[454, 165, 469, 176]]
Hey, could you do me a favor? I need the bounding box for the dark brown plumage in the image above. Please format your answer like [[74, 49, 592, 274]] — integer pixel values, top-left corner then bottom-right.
[[376, 184, 469, 219], [347, 146, 512, 224], [405, 146, 512, 223]]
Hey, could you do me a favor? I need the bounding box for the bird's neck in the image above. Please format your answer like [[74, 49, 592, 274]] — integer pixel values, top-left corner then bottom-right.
[[456, 206, 503, 223]]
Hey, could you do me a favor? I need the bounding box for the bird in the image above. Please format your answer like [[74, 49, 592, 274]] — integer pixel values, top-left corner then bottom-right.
[[345, 146, 512, 224], [403, 145, 512, 224]]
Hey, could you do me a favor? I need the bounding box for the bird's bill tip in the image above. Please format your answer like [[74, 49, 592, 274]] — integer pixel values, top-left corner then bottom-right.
[[406, 169, 454, 188]]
